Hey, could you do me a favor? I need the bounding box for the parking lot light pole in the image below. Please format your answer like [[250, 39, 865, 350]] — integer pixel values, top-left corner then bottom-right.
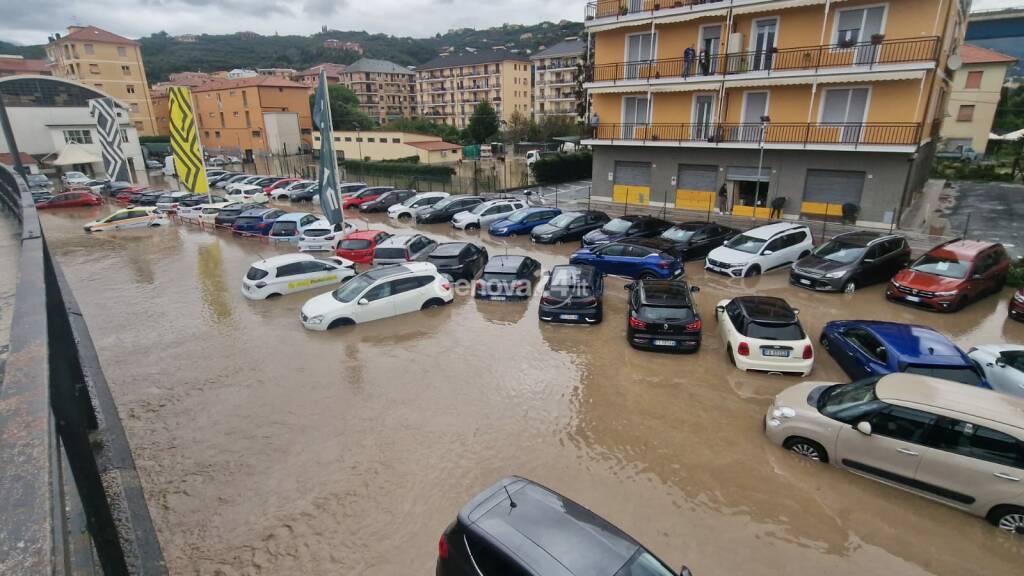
[[753, 115, 770, 225]]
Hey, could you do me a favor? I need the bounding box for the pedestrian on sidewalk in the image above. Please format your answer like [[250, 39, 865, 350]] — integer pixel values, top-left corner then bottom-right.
[[683, 45, 696, 78], [717, 184, 729, 214], [769, 196, 786, 219]]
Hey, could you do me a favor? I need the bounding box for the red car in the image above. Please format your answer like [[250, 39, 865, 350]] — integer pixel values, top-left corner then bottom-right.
[[1011, 287, 1024, 321], [886, 239, 1010, 312], [341, 186, 390, 210], [35, 191, 102, 209], [336, 230, 392, 265], [263, 178, 301, 194]]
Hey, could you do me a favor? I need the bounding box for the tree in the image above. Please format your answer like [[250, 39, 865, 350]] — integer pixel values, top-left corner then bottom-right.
[[467, 101, 500, 144], [309, 84, 375, 130], [503, 109, 532, 144], [380, 117, 463, 143]]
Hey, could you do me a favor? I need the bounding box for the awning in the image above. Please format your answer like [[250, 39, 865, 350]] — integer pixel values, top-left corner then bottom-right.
[[50, 144, 101, 166], [657, 8, 730, 24], [590, 81, 720, 94], [732, 0, 824, 15], [726, 69, 924, 88]]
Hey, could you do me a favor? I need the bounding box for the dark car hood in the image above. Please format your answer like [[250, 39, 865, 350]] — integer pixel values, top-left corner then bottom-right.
[[532, 223, 561, 236], [583, 229, 624, 244], [794, 255, 851, 275]]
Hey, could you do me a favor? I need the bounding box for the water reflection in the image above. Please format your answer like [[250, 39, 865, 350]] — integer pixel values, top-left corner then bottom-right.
[[197, 240, 233, 325]]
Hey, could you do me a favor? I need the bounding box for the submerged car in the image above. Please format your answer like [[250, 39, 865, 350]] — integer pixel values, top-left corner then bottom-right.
[[231, 207, 287, 236], [417, 195, 486, 224], [387, 191, 449, 220], [213, 203, 260, 227], [530, 210, 610, 244], [371, 234, 438, 266], [706, 223, 813, 278], [242, 253, 356, 300], [581, 214, 672, 247], [451, 198, 525, 230], [83, 207, 168, 232], [538, 264, 604, 324], [358, 189, 417, 213], [969, 345, 1024, 399], [474, 255, 541, 301], [656, 221, 739, 261], [35, 191, 102, 209], [342, 186, 394, 209], [336, 230, 393, 265], [716, 296, 813, 376], [626, 278, 702, 352], [298, 220, 357, 252], [425, 242, 489, 281], [570, 238, 684, 280], [488, 207, 562, 237], [1011, 288, 1024, 321], [792, 232, 911, 293], [267, 212, 323, 242], [887, 239, 1010, 312]]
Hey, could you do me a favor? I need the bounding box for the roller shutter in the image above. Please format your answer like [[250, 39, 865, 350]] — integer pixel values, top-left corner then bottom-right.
[[677, 165, 717, 191], [614, 161, 651, 187], [803, 169, 865, 205]]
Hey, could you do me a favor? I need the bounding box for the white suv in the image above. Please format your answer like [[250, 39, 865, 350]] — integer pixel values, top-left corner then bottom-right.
[[451, 198, 525, 230], [388, 192, 449, 221], [299, 262, 453, 330], [706, 223, 813, 277], [242, 253, 356, 300]]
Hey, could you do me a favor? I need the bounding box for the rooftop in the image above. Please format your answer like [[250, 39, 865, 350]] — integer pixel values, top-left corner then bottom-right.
[[419, 49, 531, 71], [0, 56, 51, 75], [56, 26, 138, 46], [531, 38, 587, 61], [294, 63, 348, 78], [959, 43, 1017, 65], [192, 76, 308, 92], [344, 58, 413, 76], [406, 141, 462, 151]]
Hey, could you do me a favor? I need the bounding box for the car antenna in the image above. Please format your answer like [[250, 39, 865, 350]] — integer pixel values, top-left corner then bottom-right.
[[503, 483, 517, 509]]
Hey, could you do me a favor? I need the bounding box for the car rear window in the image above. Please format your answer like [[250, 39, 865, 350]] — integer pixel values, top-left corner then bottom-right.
[[904, 365, 982, 386], [374, 247, 408, 260], [483, 272, 518, 282], [270, 221, 297, 236], [304, 228, 331, 238], [233, 216, 260, 227], [745, 321, 805, 341], [246, 267, 269, 281], [340, 239, 371, 250], [639, 305, 694, 323]]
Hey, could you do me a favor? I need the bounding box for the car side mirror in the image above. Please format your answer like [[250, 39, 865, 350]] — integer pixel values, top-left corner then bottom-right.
[[358, 298, 369, 306], [624, 282, 634, 290], [762, 249, 774, 255], [690, 286, 700, 293], [856, 421, 872, 436], [875, 346, 887, 358], [996, 356, 1007, 367], [680, 566, 693, 576]]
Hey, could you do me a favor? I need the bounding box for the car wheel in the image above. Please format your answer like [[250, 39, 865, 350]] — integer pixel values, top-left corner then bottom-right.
[[744, 265, 761, 277], [639, 272, 658, 280], [421, 298, 445, 310], [727, 346, 736, 366], [799, 250, 811, 259], [466, 223, 479, 230], [819, 333, 830, 349], [988, 505, 1024, 535], [266, 293, 282, 299], [399, 213, 411, 221], [783, 437, 829, 463], [842, 280, 856, 294], [327, 318, 354, 330]]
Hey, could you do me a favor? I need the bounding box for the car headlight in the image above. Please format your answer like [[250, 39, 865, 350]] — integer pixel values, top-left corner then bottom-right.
[[891, 280, 903, 288], [496, 228, 508, 234], [771, 406, 796, 419], [934, 290, 958, 297], [1015, 292, 1024, 303], [306, 315, 324, 324], [824, 270, 847, 279]]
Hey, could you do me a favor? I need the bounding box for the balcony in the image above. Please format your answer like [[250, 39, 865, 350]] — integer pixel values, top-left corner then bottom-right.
[[587, 122, 921, 150], [589, 37, 939, 84], [586, 0, 726, 23]]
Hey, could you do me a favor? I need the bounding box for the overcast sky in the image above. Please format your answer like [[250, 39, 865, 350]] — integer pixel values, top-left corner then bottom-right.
[[3, 0, 1020, 45]]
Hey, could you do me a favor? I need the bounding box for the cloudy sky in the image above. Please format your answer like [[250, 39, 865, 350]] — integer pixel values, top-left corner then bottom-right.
[[3, 0, 1020, 45]]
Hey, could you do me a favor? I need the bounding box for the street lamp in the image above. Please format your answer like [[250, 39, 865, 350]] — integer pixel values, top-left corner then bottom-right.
[[753, 114, 770, 224], [353, 122, 363, 161]]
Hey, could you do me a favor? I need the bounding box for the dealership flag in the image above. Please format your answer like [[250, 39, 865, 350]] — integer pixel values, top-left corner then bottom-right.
[[88, 97, 131, 183], [167, 86, 209, 195], [312, 70, 343, 227]]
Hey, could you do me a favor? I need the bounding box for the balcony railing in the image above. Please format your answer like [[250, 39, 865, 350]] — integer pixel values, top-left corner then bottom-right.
[[586, 0, 723, 21], [590, 37, 940, 82], [590, 122, 921, 147]]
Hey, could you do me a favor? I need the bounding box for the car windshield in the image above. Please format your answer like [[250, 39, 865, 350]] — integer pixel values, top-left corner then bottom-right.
[[157, 196, 175, 203], [233, 216, 260, 226], [28, 175, 49, 185], [602, 218, 632, 234], [726, 234, 766, 254], [910, 255, 970, 279], [661, 227, 698, 242], [613, 549, 676, 576], [819, 377, 883, 422], [548, 213, 576, 228], [904, 365, 982, 386], [374, 248, 408, 260], [332, 275, 376, 303], [483, 272, 518, 282], [340, 239, 371, 250], [401, 195, 425, 207], [814, 239, 867, 264], [433, 197, 457, 209], [506, 210, 531, 223], [270, 221, 297, 235], [746, 321, 804, 340]]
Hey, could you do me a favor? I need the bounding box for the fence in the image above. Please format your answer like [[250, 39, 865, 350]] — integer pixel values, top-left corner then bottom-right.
[[0, 166, 167, 575], [592, 122, 922, 147]]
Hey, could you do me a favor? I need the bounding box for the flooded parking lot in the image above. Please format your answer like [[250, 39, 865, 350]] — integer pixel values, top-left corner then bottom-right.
[[35, 201, 1024, 575]]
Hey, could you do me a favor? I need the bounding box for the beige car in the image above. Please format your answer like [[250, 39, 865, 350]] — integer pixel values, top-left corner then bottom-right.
[[764, 373, 1024, 535]]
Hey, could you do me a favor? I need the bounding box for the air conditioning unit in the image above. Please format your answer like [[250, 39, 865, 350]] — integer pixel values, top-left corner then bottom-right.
[[727, 33, 745, 73]]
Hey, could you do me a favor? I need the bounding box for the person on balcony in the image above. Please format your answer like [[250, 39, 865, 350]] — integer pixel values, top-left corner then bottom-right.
[[683, 45, 696, 78]]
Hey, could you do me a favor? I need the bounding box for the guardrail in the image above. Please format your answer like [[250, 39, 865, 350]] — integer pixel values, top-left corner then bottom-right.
[[591, 122, 922, 147], [0, 166, 168, 575]]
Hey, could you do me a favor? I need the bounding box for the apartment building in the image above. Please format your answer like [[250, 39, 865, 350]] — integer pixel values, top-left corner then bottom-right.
[[531, 38, 586, 120], [582, 0, 967, 226], [939, 44, 1016, 157], [340, 58, 416, 124], [151, 72, 216, 136], [190, 76, 313, 158], [416, 50, 533, 129], [45, 26, 157, 135], [311, 130, 462, 163], [293, 63, 347, 87]]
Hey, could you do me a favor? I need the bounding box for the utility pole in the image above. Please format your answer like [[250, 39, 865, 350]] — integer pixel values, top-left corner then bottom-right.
[[752, 115, 770, 225]]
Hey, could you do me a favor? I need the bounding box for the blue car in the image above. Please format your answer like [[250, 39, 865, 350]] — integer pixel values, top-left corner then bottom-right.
[[580, 214, 673, 247], [488, 207, 561, 237], [231, 207, 287, 236], [570, 238, 684, 280], [820, 320, 988, 387]]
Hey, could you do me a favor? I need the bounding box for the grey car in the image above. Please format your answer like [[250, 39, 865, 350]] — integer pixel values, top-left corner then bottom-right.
[[790, 231, 911, 294], [371, 234, 438, 266]]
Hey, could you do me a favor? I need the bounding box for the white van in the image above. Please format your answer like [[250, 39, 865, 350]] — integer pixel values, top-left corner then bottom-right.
[[162, 156, 176, 176]]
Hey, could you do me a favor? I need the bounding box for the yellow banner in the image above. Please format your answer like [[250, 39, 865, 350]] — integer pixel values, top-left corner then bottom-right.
[[168, 87, 208, 194]]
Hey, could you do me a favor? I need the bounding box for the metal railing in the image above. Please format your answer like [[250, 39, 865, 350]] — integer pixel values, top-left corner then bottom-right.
[[586, 0, 726, 20], [0, 166, 168, 575], [592, 122, 922, 147], [590, 37, 940, 82]]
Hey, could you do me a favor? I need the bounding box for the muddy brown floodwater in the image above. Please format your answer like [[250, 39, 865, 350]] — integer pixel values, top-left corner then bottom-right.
[[36, 202, 1024, 576]]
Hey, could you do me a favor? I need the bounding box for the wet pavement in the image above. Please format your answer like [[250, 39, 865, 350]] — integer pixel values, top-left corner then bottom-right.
[[0, 211, 19, 382], [31, 197, 1024, 576], [946, 181, 1024, 259]]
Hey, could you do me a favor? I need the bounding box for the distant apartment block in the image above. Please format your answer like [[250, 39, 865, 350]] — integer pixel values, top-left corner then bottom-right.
[[45, 25, 158, 135], [0, 55, 52, 78], [293, 63, 347, 87], [416, 50, 533, 129], [530, 37, 585, 121], [174, 34, 199, 43], [257, 68, 298, 78], [341, 58, 416, 124], [324, 39, 363, 54], [940, 44, 1016, 157], [312, 130, 462, 164]]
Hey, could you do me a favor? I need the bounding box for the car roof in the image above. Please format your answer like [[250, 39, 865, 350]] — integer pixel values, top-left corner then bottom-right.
[[429, 242, 471, 256], [609, 214, 643, 222], [743, 222, 807, 239], [832, 231, 896, 246], [363, 262, 436, 279], [620, 237, 671, 251], [253, 253, 315, 268], [854, 321, 968, 365], [876, 373, 1024, 431], [460, 477, 641, 576], [238, 207, 274, 216], [671, 221, 711, 230], [346, 230, 387, 240], [734, 296, 796, 323], [486, 255, 528, 272], [377, 234, 421, 247], [518, 206, 555, 214], [273, 212, 310, 222], [639, 279, 693, 306], [549, 264, 599, 283], [929, 239, 1001, 259]]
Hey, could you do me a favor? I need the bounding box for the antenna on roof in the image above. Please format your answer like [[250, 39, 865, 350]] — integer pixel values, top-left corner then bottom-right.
[[503, 483, 517, 509]]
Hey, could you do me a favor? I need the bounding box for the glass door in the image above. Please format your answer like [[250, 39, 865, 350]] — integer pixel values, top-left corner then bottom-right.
[[625, 32, 655, 79], [751, 19, 777, 71], [692, 94, 715, 141], [622, 96, 650, 139], [821, 88, 869, 142], [699, 25, 721, 75], [739, 91, 768, 142]]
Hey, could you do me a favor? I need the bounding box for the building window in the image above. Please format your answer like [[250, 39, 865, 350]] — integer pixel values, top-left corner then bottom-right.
[[208, 112, 215, 118], [129, 103, 139, 113], [84, 43, 94, 55], [252, 130, 261, 138], [356, 137, 363, 142], [334, 136, 341, 142], [89, 63, 100, 74], [204, 130, 210, 137], [242, 91, 248, 106], [63, 129, 92, 144], [965, 70, 983, 89], [244, 110, 251, 128], [215, 130, 221, 138], [117, 46, 127, 57], [219, 112, 225, 126], [392, 138, 400, 143], [957, 105, 975, 121], [233, 111, 239, 118], [229, 90, 236, 96], [120, 129, 129, 143], [367, 137, 375, 142], [126, 84, 136, 94], [345, 137, 352, 142], [121, 65, 131, 75]]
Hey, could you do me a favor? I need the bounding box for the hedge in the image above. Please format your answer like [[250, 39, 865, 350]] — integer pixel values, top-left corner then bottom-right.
[[530, 151, 593, 184], [342, 159, 454, 178]]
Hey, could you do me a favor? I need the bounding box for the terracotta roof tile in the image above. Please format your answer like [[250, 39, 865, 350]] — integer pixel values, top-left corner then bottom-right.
[[192, 76, 309, 92], [0, 58, 51, 74], [0, 152, 38, 165], [60, 26, 138, 46], [959, 44, 1017, 64]]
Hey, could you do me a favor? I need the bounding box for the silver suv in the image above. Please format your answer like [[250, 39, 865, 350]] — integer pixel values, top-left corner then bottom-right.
[[372, 234, 438, 267], [765, 372, 1024, 535]]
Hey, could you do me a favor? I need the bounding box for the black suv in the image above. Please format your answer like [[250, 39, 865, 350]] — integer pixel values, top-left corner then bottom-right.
[[213, 203, 259, 227], [437, 476, 691, 576], [427, 242, 489, 281], [359, 189, 417, 212], [474, 255, 541, 300], [658, 221, 739, 260], [626, 278, 702, 352], [417, 195, 486, 224], [791, 231, 911, 293], [539, 264, 604, 324], [530, 210, 610, 244]]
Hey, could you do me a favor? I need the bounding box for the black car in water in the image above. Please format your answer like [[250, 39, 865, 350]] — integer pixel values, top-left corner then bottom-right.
[[658, 221, 739, 260], [136, 191, 164, 206], [178, 194, 228, 209], [626, 278, 702, 352], [290, 184, 320, 202], [436, 476, 691, 576], [530, 210, 610, 244], [474, 255, 541, 300], [427, 242, 489, 281], [417, 195, 487, 224], [791, 231, 911, 293], [538, 264, 604, 324], [213, 202, 259, 227], [581, 214, 673, 247], [359, 189, 417, 213]]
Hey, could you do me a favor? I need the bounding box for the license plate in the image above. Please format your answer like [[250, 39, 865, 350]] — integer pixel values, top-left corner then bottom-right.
[[653, 339, 677, 347], [799, 279, 811, 285], [560, 314, 579, 320], [762, 348, 790, 357], [905, 295, 921, 303], [491, 296, 507, 301]]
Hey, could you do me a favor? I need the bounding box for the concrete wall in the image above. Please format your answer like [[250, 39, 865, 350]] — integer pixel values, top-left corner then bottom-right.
[[591, 144, 915, 224], [262, 112, 302, 155]]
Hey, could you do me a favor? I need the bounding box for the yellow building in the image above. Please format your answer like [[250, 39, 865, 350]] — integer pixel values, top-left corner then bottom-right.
[[940, 44, 1016, 157], [340, 59, 416, 124], [531, 38, 586, 120], [311, 130, 462, 164], [416, 50, 533, 129], [583, 0, 967, 225], [46, 26, 157, 135]]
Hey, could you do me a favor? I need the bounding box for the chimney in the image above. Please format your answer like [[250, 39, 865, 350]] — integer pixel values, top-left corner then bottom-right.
[[67, 26, 84, 34]]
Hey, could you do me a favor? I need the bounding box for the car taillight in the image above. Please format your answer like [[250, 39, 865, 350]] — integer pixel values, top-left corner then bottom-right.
[[686, 319, 702, 331], [404, 251, 412, 261], [438, 534, 448, 560], [475, 279, 485, 290], [737, 342, 750, 356], [802, 344, 813, 360], [577, 296, 598, 307], [292, 229, 298, 236], [629, 316, 647, 329], [512, 280, 528, 289], [657, 260, 670, 269], [442, 282, 451, 291]]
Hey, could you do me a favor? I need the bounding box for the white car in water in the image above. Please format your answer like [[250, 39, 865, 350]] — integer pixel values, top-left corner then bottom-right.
[[62, 171, 91, 186], [298, 220, 357, 251], [299, 262, 453, 330], [387, 192, 449, 221], [83, 207, 169, 232], [242, 253, 357, 300], [270, 180, 315, 200], [183, 201, 233, 225], [225, 184, 269, 204], [969, 345, 1024, 399], [451, 198, 525, 230], [716, 295, 814, 376], [706, 223, 813, 278]]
